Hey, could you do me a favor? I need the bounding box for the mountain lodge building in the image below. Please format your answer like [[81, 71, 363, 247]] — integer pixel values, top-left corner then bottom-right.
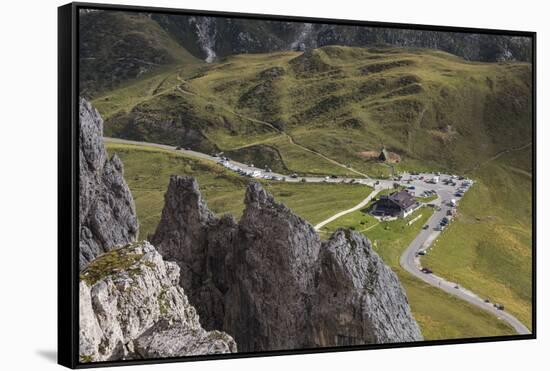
[[371, 189, 420, 218]]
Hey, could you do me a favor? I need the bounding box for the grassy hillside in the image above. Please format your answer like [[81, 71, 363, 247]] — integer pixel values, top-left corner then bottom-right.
[[80, 10, 202, 97], [422, 148, 533, 329], [94, 45, 531, 179]]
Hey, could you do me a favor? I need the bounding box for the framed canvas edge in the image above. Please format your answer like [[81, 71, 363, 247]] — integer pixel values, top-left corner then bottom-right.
[[57, 2, 537, 369], [58, 3, 79, 369]]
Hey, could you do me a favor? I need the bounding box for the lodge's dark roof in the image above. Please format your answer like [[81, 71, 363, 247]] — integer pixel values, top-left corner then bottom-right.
[[387, 190, 416, 209]]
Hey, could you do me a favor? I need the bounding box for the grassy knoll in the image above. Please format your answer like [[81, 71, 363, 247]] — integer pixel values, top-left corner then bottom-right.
[[106, 142, 371, 239], [398, 272, 515, 339], [422, 149, 533, 329], [106, 143, 247, 239], [320, 207, 515, 339]]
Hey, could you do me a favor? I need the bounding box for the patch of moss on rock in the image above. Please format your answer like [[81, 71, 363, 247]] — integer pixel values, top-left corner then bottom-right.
[[80, 245, 145, 286], [80, 354, 93, 363], [158, 287, 169, 316]]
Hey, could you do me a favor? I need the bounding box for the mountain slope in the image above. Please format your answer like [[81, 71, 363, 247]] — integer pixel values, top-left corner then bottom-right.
[[96, 45, 532, 177], [80, 10, 531, 97], [80, 10, 202, 96]]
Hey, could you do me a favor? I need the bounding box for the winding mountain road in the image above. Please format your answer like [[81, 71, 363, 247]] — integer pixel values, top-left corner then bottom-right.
[[397, 185, 531, 335]]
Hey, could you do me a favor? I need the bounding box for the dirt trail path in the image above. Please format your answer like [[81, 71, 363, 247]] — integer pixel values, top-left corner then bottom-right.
[[314, 188, 382, 230], [465, 142, 532, 174], [176, 73, 370, 178]]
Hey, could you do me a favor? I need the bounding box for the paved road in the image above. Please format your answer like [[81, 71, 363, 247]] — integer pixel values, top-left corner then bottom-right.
[[105, 137, 370, 185], [398, 183, 531, 335], [104, 136, 530, 335]]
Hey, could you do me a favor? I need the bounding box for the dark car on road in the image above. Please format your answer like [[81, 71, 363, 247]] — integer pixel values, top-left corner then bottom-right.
[[494, 303, 505, 310], [420, 267, 433, 274], [422, 224, 429, 230]]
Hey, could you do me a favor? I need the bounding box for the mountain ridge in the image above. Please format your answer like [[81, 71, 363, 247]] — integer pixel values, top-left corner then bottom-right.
[[80, 10, 532, 97]]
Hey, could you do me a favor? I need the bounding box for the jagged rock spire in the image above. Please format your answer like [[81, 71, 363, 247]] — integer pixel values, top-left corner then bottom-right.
[[78, 98, 139, 269], [151, 177, 423, 352]]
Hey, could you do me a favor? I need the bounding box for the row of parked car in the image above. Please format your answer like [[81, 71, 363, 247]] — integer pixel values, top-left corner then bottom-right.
[[217, 158, 285, 180]]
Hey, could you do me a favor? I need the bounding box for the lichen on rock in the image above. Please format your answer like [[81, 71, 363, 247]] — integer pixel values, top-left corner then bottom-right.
[[79, 241, 237, 362]]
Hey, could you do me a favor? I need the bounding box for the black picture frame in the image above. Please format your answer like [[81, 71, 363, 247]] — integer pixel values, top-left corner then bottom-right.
[[58, 2, 537, 368]]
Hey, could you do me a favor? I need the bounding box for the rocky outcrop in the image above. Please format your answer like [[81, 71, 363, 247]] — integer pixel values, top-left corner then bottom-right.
[[312, 230, 423, 345], [79, 98, 138, 269], [224, 182, 322, 351], [151, 176, 422, 352], [150, 176, 234, 331], [151, 13, 532, 63], [79, 241, 237, 363]]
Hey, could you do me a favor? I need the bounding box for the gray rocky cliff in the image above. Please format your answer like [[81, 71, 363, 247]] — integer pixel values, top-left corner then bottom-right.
[[79, 241, 237, 363], [150, 176, 235, 331], [312, 230, 423, 345], [151, 176, 423, 352], [79, 98, 139, 269], [151, 13, 532, 63]]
